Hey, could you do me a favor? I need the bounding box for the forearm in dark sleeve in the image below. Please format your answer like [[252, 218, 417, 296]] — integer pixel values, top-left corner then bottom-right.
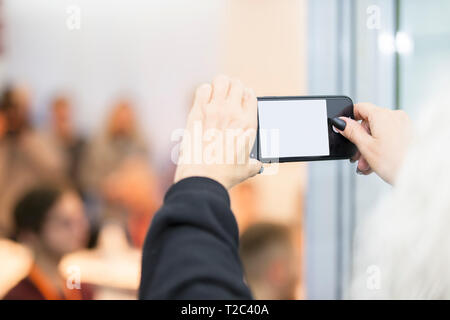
[[138, 177, 253, 300]]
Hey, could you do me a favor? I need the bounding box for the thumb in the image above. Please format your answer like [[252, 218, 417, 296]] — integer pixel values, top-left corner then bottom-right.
[[334, 117, 374, 157], [248, 158, 263, 177]]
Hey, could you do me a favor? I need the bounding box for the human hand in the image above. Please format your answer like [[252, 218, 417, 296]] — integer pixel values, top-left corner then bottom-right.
[[332, 103, 413, 185], [174, 75, 262, 189]]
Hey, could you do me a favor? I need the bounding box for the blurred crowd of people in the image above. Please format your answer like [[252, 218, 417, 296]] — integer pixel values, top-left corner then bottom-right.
[[0, 84, 162, 299], [0, 84, 161, 247], [0, 83, 302, 300]]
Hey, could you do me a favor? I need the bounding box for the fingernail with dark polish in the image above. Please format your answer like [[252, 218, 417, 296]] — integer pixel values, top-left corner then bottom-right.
[[356, 168, 363, 175], [331, 117, 346, 131]]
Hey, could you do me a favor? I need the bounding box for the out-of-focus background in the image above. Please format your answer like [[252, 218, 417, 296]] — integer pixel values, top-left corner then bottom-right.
[[0, 0, 448, 300]]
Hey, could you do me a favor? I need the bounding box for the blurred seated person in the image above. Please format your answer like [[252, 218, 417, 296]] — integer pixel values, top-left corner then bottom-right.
[[3, 186, 92, 300], [230, 180, 258, 234], [0, 85, 66, 237], [102, 157, 161, 247], [80, 99, 160, 247], [239, 223, 300, 300], [47, 95, 86, 194]]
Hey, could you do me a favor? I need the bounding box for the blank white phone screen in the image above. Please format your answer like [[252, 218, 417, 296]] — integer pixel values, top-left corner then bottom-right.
[[258, 99, 330, 158]]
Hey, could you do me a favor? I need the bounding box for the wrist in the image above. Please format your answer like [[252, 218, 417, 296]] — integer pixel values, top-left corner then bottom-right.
[[174, 166, 231, 190], [168, 176, 231, 209]]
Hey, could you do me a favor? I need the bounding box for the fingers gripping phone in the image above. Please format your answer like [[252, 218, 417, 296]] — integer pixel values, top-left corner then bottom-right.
[[251, 96, 357, 163]]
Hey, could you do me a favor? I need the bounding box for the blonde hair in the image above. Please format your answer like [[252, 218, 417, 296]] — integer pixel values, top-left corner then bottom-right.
[[350, 76, 450, 299]]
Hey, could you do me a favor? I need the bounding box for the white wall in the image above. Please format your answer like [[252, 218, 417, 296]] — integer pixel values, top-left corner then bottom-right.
[[2, 0, 223, 166]]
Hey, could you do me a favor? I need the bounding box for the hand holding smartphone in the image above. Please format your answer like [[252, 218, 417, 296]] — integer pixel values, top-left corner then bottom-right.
[[251, 96, 357, 163]]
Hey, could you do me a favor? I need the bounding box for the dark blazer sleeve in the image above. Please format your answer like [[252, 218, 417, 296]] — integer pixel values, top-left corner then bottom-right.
[[138, 177, 253, 300]]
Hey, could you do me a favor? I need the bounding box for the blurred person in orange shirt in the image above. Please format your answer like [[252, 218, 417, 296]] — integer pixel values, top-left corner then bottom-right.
[[3, 186, 93, 300], [0, 110, 6, 138], [239, 223, 301, 300], [0, 85, 66, 237], [80, 100, 160, 247]]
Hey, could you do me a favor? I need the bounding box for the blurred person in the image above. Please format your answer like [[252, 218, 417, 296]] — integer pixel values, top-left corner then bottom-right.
[[230, 180, 258, 234], [3, 186, 92, 300], [81, 99, 159, 247], [139, 75, 414, 299], [2, 85, 31, 135], [80, 99, 149, 199], [47, 95, 86, 194], [240, 223, 299, 300], [0, 85, 66, 237], [102, 157, 161, 247]]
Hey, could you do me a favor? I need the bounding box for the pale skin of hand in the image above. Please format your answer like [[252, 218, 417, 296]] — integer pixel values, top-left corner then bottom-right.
[[174, 75, 262, 190], [337, 102, 413, 185]]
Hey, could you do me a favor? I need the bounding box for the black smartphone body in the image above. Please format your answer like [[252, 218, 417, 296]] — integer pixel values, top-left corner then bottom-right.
[[252, 96, 357, 163]]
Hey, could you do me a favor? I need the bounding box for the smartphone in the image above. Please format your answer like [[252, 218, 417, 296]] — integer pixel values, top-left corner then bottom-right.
[[251, 96, 357, 163]]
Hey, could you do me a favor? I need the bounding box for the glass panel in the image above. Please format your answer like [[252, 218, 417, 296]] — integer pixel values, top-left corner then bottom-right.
[[399, 0, 450, 120]]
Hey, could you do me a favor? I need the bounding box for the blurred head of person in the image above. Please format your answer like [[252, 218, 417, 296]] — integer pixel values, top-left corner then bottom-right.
[[50, 95, 74, 142], [107, 99, 137, 139], [0, 84, 31, 136], [13, 186, 89, 262], [240, 223, 299, 300]]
